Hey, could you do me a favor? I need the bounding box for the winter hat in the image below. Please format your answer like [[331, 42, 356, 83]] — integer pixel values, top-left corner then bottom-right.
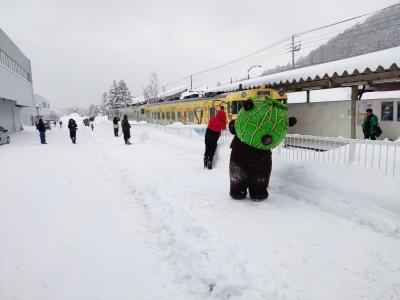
[[233, 96, 290, 150]]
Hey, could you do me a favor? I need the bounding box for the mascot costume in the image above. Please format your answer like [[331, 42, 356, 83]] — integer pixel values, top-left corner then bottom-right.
[[228, 96, 297, 201]]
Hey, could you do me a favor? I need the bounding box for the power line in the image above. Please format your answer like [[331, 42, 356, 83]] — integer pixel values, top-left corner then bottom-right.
[[164, 2, 400, 89]]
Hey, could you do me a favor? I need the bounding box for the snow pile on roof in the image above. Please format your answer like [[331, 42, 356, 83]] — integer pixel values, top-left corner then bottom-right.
[[362, 90, 400, 100], [132, 96, 145, 104], [206, 46, 400, 93], [159, 85, 187, 98]]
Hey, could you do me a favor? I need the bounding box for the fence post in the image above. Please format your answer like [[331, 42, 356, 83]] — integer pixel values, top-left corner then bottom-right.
[[348, 141, 356, 163]]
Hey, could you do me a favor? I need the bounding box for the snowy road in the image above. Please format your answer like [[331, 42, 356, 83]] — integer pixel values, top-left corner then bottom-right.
[[1, 119, 399, 300]]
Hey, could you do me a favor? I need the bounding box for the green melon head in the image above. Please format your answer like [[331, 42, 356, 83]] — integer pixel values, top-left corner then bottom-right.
[[232, 96, 294, 150]]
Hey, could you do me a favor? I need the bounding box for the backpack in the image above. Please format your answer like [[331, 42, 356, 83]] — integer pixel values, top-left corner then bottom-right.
[[375, 126, 382, 137]]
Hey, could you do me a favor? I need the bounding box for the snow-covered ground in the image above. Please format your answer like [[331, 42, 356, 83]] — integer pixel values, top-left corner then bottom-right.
[[0, 118, 399, 300]]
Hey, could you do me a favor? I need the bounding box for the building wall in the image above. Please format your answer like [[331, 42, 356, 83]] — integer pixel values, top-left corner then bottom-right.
[[0, 63, 34, 107], [288, 98, 400, 140], [0, 28, 34, 133], [288, 101, 352, 138], [0, 99, 23, 132]]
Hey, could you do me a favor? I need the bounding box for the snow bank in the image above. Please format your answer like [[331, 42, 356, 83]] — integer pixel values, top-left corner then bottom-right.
[[60, 113, 83, 125], [167, 122, 185, 127]]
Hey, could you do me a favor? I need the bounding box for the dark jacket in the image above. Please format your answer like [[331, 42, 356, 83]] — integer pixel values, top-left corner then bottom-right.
[[113, 117, 120, 125], [68, 120, 77, 131], [36, 120, 46, 132], [362, 114, 378, 135], [121, 119, 131, 138]]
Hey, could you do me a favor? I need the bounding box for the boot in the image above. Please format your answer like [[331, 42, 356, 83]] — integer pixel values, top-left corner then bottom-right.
[[206, 156, 213, 170]]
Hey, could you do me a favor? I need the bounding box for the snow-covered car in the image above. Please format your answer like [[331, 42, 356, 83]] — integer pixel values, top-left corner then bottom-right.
[[0, 126, 10, 145]]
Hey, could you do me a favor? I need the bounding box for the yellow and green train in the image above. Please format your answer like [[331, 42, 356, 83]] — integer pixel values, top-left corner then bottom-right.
[[107, 88, 287, 125]]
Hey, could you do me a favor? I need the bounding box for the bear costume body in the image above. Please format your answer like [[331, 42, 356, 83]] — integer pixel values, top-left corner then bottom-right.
[[229, 96, 296, 201], [230, 136, 272, 200]]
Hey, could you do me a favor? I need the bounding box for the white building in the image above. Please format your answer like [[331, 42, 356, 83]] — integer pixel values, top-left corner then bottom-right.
[[21, 94, 58, 126], [0, 28, 34, 133]]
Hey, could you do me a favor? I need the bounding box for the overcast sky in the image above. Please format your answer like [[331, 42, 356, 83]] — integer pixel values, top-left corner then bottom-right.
[[0, 0, 398, 109]]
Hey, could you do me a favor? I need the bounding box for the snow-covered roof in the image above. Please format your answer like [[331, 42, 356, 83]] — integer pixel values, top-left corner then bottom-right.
[[132, 95, 145, 104], [159, 85, 187, 98], [205, 46, 400, 93]]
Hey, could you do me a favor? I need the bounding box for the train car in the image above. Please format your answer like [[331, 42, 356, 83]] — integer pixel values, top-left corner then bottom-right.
[[107, 88, 287, 125], [142, 88, 287, 125]]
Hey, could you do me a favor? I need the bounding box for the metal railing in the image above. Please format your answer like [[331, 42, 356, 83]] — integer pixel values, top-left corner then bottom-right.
[[279, 135, 399, 176], [146, 124, 399, 176]]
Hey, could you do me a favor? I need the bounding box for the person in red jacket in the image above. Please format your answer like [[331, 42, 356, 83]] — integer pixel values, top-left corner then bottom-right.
[[204, 106, 227, 169]]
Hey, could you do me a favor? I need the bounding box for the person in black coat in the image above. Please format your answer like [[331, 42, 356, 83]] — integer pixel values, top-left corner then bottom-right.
[[113, 117, 120, 137], [36, 118, 47, 144], [121, 115, 131, 145], [68, 119, 78, 144]]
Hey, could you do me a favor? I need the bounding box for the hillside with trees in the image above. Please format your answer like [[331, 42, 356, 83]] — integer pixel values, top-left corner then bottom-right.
[[262, 5, 400, 75]]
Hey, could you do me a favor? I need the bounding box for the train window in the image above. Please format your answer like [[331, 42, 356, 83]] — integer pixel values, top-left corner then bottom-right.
[[166, 112, 170, 119], [162, 112, 165, 120], [184, 112, 187, 123], [210, 107, 216, 118], [189, 111, 194, 123], [171, 112, 175, 121], [157, 112, 161, 120], [231, 101, 245, 114], [257, 91, 270, 98], [238, 101, 244, 111], [177, 112, 181, 120]]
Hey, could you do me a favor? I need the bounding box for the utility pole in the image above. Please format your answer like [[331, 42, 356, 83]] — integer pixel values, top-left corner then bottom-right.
[[291, 35, 301, 69], [190, 75, 193, 90]]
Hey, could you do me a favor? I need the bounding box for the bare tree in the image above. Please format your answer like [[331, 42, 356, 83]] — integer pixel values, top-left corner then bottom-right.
[[143, 72, 159, 103]]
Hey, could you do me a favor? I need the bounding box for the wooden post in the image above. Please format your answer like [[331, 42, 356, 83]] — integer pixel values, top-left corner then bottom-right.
[[350, 86, 358, 139], [306, 90, 310, 103]]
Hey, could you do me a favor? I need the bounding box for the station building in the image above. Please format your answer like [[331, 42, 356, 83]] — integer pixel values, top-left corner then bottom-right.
[[0, 28, 34, 133]]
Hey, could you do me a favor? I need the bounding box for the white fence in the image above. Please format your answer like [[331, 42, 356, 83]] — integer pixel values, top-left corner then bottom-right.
[[147, 124, 400, 176], [280, 135, 399, 176]]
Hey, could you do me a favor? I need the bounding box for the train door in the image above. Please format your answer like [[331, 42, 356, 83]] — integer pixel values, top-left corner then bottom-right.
[[194, 107, 204, 124]]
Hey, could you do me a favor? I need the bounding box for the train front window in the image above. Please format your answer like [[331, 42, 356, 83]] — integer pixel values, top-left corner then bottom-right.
[[171, 112, 175, 121], [257, 91, 270, 98]]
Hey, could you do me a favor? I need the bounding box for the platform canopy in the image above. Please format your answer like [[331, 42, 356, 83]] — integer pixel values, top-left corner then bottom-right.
[[205, 46, 400, 93]]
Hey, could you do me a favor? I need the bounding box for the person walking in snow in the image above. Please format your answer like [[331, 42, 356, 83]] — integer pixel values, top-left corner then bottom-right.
[[36, 118, 47, 144], [59, 120, 63, 128], [204, 106, 226, 169], [68, 119, 78, 144], [362, 109, 379, 140], [113, 117, 120, 137], [121, 115, 131, 145]]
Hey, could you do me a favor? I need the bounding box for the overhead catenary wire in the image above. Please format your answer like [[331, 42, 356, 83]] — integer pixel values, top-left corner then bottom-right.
[[163, 2, 400, 91]]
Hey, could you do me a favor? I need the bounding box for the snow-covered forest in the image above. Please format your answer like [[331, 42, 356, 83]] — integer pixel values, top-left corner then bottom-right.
[[262, 5, 400, 75]]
